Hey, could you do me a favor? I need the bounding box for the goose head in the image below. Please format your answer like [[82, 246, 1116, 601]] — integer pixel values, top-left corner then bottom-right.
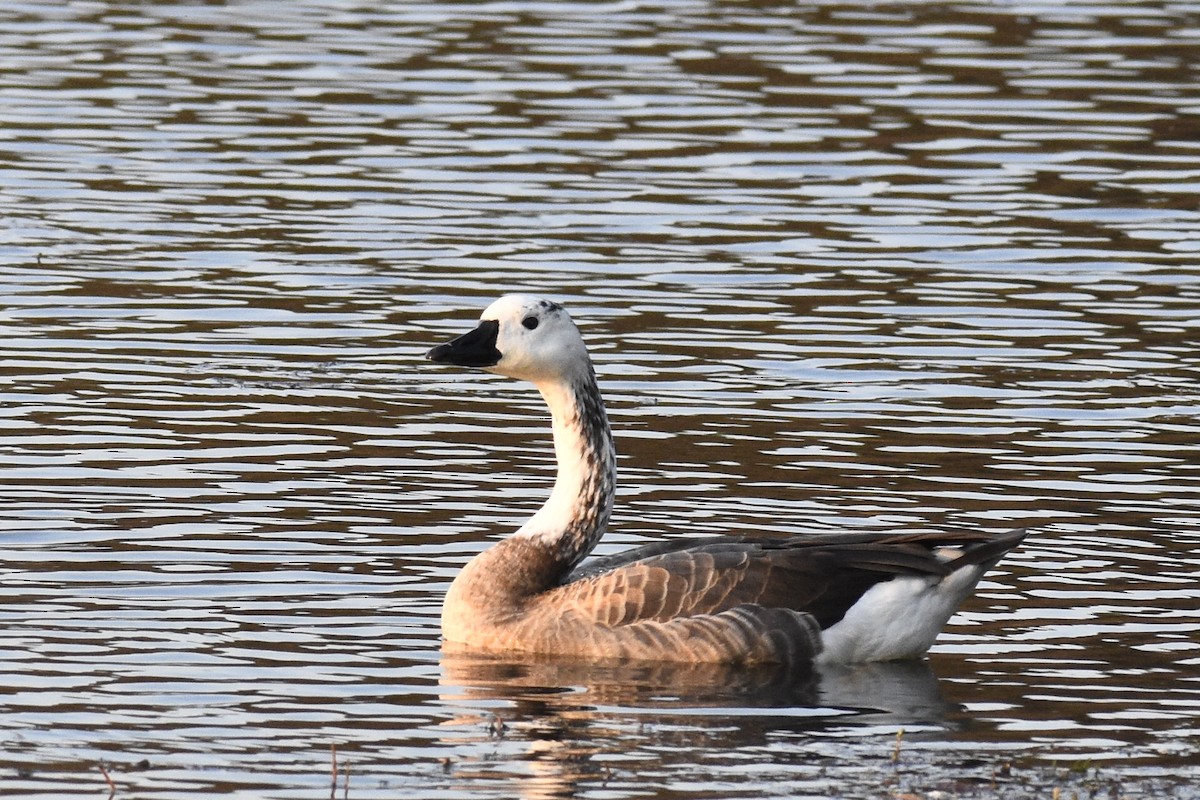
[[427, 295, 591, 384]]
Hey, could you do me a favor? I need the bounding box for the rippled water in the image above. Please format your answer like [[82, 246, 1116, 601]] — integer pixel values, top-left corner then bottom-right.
[[3, 1, 1200, 797]]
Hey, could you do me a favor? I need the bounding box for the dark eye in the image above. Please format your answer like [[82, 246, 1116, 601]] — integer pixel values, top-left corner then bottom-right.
[[522, 316, 539, 330]]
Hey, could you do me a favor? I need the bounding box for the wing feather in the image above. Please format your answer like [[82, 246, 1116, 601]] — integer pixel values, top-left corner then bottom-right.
[[555, 530, 1025, 631]]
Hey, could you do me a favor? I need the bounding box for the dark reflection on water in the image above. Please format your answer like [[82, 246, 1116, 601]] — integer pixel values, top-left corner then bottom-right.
[[440, 653, 955, 733], [437, 655, 951, 800], [441, 652, 824, 711], [2, 0, 1200, 797]]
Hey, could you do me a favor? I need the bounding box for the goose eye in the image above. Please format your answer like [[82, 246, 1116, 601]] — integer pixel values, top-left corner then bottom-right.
[[522, 316, 539, 330]]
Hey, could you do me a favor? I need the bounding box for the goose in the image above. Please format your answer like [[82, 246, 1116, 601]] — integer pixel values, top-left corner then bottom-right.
[[427, 295, 1025, 665]]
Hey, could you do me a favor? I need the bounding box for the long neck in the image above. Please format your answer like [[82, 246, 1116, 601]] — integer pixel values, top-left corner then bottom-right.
[[513, 363, 615, 570]]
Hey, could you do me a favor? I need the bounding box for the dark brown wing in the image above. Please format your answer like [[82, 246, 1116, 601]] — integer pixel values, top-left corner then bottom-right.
[[558, 529, 1025, 630]]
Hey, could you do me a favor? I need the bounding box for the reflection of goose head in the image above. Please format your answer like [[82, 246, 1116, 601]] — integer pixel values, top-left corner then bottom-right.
[[428, 296, 1026, 666]]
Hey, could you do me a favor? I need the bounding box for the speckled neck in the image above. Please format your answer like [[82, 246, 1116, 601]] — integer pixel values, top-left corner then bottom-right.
[[513, 361, 615, 572]]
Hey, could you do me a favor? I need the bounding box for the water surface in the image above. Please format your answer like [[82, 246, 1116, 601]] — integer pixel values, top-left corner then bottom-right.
[[2, 1, 1199, 797]]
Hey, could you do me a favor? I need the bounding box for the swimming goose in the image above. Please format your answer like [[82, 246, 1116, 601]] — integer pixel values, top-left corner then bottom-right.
[[427, 295, 1024, 665]]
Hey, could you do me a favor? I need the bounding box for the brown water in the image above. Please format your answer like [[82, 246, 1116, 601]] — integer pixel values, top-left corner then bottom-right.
[[2, 1, 1200, 798]]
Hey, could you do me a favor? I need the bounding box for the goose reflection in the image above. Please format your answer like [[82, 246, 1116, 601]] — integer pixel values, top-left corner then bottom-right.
[[437, 651, 949, 799], [440, 651, 946, 721]]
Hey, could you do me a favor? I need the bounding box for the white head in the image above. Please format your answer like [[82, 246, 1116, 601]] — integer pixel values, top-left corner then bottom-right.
[[427, 294, 591, 385]]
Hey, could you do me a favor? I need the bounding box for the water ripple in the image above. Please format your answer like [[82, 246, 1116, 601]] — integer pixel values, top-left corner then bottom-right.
[[2, 0, 1200, 797]]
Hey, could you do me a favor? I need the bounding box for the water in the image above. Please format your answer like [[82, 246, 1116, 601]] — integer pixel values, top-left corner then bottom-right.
[[2, 1, 1200, 797]]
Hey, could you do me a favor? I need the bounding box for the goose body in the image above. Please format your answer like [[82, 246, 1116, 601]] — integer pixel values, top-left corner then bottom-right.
[[427, 295, 1024, 665]]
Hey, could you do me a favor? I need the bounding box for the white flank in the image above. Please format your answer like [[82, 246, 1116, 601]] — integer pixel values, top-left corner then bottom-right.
[[817, 564, 987, 663]]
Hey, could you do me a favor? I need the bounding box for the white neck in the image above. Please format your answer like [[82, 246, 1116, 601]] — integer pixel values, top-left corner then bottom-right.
[[513, 365, 615, 569]]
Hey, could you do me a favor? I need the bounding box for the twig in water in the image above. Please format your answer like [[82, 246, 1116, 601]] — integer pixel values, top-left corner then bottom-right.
[[99, 762, 117, 796], [330, 744, 338, 800], [891, 728, 905, 764]]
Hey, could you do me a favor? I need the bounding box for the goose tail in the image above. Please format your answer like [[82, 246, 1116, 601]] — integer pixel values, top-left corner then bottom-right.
[[817, 529, 1026, 663], [942, 528, 1028, 572]]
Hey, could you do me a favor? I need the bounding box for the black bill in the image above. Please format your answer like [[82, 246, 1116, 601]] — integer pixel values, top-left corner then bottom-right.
[[426, 319, 502, 367]]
